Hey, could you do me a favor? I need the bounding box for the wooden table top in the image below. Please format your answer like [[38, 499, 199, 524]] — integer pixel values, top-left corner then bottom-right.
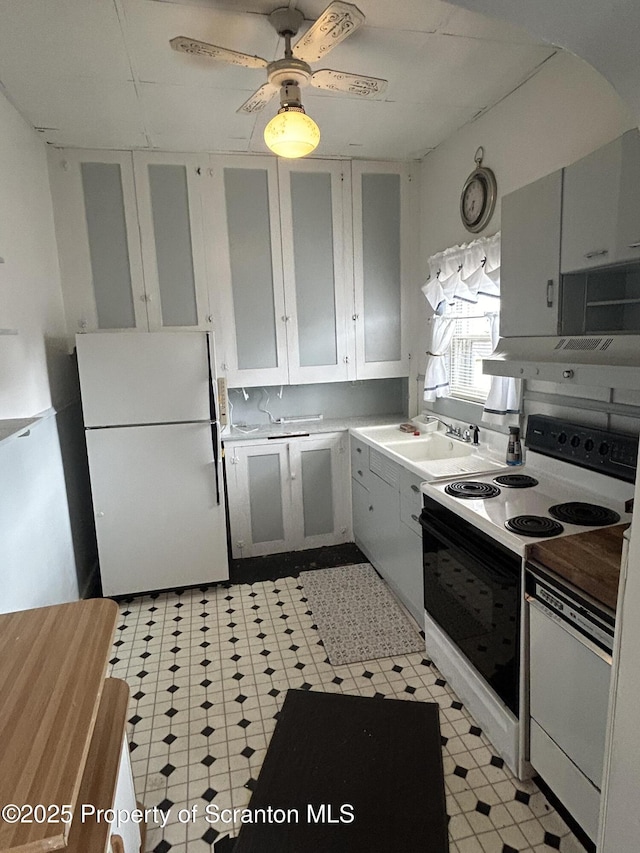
[[0, 598, 118, 853], [528, 524, 628, 611]]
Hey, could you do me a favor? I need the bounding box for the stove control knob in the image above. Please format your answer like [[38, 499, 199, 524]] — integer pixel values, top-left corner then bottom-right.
[[599, 441, 609, 456], [570, 435, 581, 448], [584, 438, 594, 452], [563, 369, 574, 379], [558, 432, 567, 444]]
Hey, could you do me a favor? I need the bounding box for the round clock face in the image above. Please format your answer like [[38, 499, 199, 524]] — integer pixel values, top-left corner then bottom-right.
[[460, 166, 497, 233]]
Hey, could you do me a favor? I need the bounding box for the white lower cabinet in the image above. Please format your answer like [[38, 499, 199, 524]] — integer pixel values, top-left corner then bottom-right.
[[225, 433, 350, 558], [351, 439, 424, 623]]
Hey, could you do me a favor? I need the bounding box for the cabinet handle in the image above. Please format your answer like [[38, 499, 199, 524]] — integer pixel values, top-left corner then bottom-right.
[[411, 484, 420, 493], [411, 514, 419, 522], [584, 249, 609, 259], [343, 356, 350, 363], [352, 314, 359, 321], [368, 505, 373, 512], [287, 443, 296, 480], [282, 315, 291, 323], [628, 241, 640, 249], [357, 469, 363, 476], [546, 279, 554, 307], [356, 447, 362, 453]]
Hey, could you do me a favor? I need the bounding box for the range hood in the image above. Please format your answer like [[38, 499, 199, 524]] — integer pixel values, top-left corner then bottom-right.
[[483, 335, 640, 390]]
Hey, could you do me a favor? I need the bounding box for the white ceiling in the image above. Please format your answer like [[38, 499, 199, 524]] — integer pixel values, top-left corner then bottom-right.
[[0, 0, 557, 159]]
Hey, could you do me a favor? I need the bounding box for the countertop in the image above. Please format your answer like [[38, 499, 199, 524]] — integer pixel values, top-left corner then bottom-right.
[[527, 524, 629, 612], [0, 598, 118, 852], [222, 414, 406, 442]]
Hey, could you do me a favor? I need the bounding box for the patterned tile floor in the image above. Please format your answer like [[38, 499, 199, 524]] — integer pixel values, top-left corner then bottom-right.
[[109, 571, 587, 853]]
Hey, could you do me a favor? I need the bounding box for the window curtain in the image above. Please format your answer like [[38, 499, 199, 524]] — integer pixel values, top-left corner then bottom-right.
[[421, 232, 520, 421], [423, 316, 456, 401], [482, 312, 521, 425]]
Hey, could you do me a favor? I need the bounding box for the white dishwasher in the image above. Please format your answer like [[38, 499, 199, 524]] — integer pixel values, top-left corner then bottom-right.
[[525, 563, 615, 842]]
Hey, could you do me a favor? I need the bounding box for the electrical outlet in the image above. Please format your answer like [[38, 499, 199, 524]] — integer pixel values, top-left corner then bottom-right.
[[217, 377, 229, 426]]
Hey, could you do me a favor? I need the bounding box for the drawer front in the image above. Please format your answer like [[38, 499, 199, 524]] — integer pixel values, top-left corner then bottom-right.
[[400, 467, 424, 506], [400, 496, 422, 536], [369, 448, 401, 488], [350, 437, 371, 489]]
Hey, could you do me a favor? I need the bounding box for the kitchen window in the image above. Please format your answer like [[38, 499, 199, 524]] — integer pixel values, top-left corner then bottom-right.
[[444, 296, 496, 403]]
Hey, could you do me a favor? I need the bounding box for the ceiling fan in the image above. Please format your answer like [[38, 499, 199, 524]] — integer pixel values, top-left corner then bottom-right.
[[170, 1, 388, 157]]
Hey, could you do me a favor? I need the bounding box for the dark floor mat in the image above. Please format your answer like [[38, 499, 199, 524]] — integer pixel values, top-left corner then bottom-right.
[[231, 688, 449, 853], [229, 542, 367, 585]]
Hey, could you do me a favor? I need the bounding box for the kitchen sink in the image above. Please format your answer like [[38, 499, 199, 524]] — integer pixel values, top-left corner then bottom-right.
[[384, 433, 474, 462], [351, 423, 505, 479]]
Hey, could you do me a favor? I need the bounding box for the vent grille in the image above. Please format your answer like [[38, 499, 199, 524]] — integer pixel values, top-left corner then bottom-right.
[[561, 337, 603, 351], [554, 338, 566, 350], [600, 338, 614, 350]]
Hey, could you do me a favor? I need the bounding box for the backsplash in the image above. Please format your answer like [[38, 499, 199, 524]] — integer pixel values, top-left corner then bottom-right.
[[227, 379, 407, 426]]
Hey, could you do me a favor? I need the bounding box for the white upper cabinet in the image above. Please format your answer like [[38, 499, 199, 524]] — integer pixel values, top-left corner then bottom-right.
[[278, 159, 351, 383], [132, 153, 211, 331], [501, 170, 562, 337], [351, 161, 412, 379], [561, 129, 640, 273], [49, 147, 416, 381], [206, 155, 289, 387], [48, 149, 148, 334], [561, 137, 621, 273], [614, 130, 640, 263]]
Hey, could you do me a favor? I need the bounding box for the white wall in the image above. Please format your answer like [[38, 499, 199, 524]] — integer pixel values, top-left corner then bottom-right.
[[412, 50, 636, 415], [418, 50, 634, 264], [0, 89, 81, 613]]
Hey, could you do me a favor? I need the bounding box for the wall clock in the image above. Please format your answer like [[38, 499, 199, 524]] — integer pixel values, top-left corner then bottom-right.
[[460, 147, 497, 233]]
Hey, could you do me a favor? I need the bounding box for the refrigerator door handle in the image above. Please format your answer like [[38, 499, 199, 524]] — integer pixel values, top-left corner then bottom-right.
[[210, 420, 221, 505], [205, 333, 221, 505]]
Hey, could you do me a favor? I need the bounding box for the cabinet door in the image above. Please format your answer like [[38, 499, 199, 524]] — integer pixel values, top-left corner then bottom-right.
[[561, 137, 622, 273], [133, 153, 211, 331], [393, 522, 423, 624], [501, 170, 562, 336], [352, 161, 411, 379], [290, 433, 350, 549], [367, 469, 401, 581], [47, 149, 148, 334], [207, 155, 288, 386], [278, 160, 351, 383], [616, 129, 640, 263], [352, 477, 375, 557], [225, 441, 293, 558]]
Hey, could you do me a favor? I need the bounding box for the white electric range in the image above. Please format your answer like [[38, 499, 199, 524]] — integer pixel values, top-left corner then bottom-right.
[[418, 415, 637, 779]]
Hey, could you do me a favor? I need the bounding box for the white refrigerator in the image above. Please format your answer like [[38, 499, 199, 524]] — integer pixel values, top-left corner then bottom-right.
[[76, 331, 229, 596]]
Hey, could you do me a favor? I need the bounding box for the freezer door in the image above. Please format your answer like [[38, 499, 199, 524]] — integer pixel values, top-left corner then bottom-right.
[[76, 331, 213, 426], [86, 423, 228, 595]]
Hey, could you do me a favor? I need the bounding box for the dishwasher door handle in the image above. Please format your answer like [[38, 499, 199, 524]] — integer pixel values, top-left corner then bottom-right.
[[526, 595, 612, 665]]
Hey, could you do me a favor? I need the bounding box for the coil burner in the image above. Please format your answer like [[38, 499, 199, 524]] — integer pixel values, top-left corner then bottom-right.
[[505, 516, 564, 537], [549, 502, 621, 527], [493, 474, 539, 488]]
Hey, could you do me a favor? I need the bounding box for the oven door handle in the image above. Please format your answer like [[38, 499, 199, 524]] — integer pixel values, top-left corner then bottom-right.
[[526, 594, 612, 665]]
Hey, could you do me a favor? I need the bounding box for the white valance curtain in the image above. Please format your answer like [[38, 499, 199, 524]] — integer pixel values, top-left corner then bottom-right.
[[421, 232, 520, 423]]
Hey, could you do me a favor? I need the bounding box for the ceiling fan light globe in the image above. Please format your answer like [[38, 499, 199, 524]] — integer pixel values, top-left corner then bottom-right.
[[264, 109, 320, 158]]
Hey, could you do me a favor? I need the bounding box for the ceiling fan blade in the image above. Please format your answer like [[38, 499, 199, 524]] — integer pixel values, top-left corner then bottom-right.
[[170, 36, 268, 69], [237, 83, 278, 114], [293, 1, 365, 63], [310, 69, 387, 98]]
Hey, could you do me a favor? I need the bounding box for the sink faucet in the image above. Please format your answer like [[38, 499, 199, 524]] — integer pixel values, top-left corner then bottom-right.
[[426, 417, 480, 445]]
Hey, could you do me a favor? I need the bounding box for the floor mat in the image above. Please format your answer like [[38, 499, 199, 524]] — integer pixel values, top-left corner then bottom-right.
[[231, 688, 449, 853], [301, 562, 424, 665]]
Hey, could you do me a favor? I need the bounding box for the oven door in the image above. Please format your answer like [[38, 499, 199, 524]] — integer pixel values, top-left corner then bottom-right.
[[420, 495, 521, 715]]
